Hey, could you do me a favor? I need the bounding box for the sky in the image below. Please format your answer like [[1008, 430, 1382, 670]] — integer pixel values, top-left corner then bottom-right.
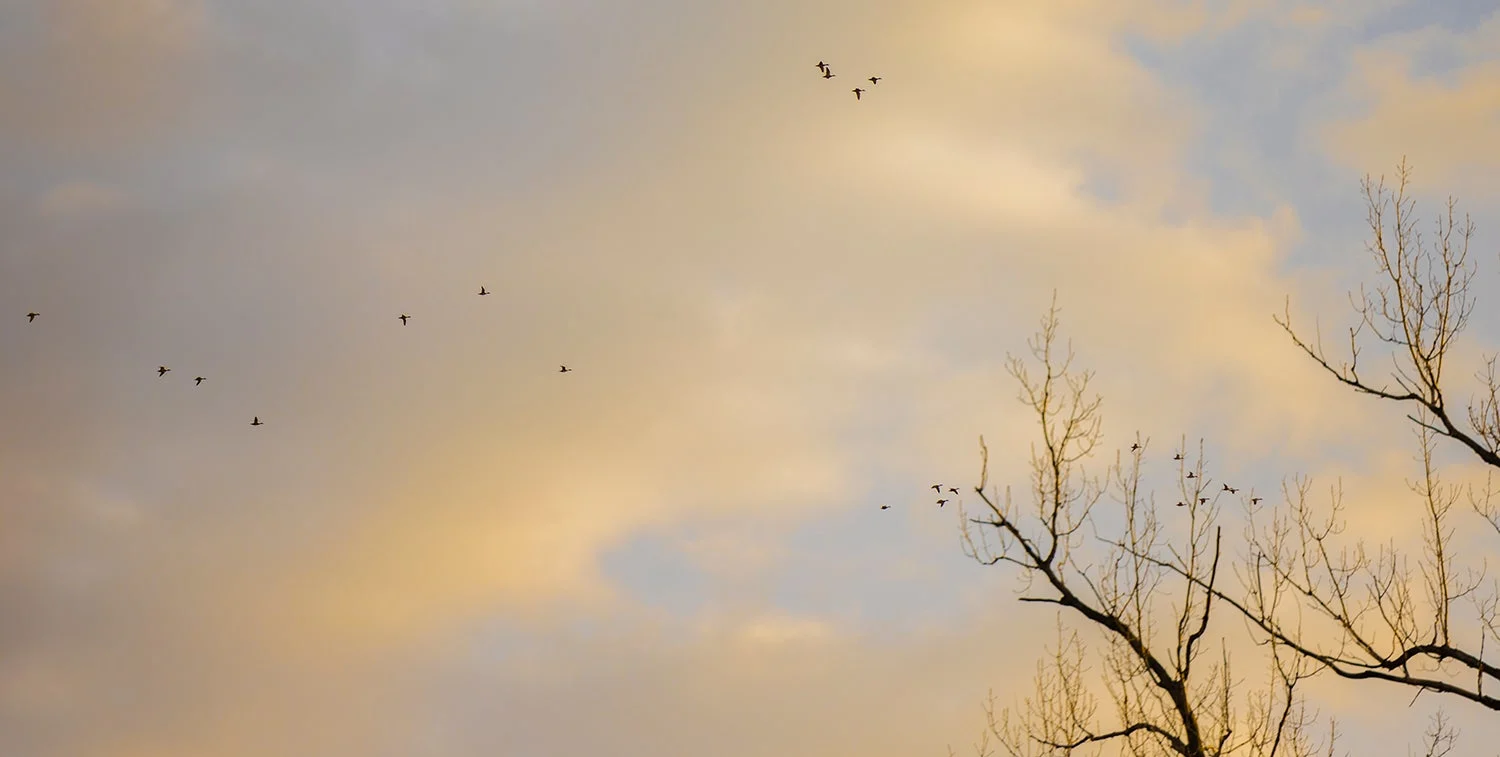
[[1, 0, 1499, 755]]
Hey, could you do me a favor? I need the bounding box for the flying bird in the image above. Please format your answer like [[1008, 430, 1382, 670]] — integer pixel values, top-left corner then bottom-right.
[[948, 487, 959, 494], [26, 312, 38, 322], [1176, 501, 1187, 507], [1223, 484, 1238, 494], [931, 484, 943, 492], [1199, 497, 1209, 505], [868, 76, 881, 84], [1250, 497, 1263, 505], [399, 314, 410, 325], [852, 87, 864, 100], [816, 61, 828, 73], [822, 69, 835, 79], [194, 376, 205, 386], [157, 366, 170, 377], [880, 505, 891, 510], [1186, 471, 1196, 479], [936, 499, 949, 507], [479, 286, 489, 296], [1130, 442, 1141, 452], [251, 416, 263, 426], [1172, 453, 1183, 461], [559, 365, 572, 373]]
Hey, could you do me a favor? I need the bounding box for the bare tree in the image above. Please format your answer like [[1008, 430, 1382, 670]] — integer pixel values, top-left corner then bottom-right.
[[1278, 158, 1495, 468], [953, 296, 1338, 756], [1119, 160, 1500, 713], [955, 161, 1499, 755], [1411, 709, 1460, 757]]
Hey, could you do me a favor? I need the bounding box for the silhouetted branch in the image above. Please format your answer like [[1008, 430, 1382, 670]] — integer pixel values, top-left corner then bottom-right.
[[959, 295, 1333, 757]]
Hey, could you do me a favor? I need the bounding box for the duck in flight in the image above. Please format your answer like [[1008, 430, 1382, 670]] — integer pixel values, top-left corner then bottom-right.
[[1186, 471, 1196, 479], [1199, 497, 1209, 505], [852, 87, 864, 100], [26, 312, 38, 322], [880, 504, 891, 510], [1130, 442, 1141, 452], [194, 376, 205, 386], [1222, 484, 1238, 494], [399, 314, 410, 325], [251, 416, 263, 426], [948, 487, 958, 494], [1173, 453, 1183, 461], [868, 76, 881, 85], [822, 69, 835, 79], [930, 484, 943, 493], [1250, 497, 1263, 505], [559, 365, 572, 373], [479, 287, 489, 296], [936, 499, 949, 507], [816, 61, 829, 73], [157, 366, 170, 377]]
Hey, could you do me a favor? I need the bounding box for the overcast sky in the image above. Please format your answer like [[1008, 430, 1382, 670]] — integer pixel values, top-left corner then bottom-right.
[[2, 1, 1499, 755]]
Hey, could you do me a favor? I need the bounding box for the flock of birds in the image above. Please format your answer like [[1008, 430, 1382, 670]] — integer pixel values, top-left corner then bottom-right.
[[888, 444, 1263, 512], [15, 60, 876, 430], [20, 59, 1268, 521], [19, 286, 576, 427], [816, 60, 881, 100], [1156, 446, 1262, 507]]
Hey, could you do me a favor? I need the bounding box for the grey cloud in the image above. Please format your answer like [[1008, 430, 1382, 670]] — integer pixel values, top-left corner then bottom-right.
[[5, 1, 1499, 755]]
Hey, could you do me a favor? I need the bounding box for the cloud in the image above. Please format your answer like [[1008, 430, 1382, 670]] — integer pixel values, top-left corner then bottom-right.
[[0, 0, 206, 153], [1319, 7, 1500, 195], [4, 0, 1500, 755], [35, 182, 127, 218], [401, 600, 1049, 757]]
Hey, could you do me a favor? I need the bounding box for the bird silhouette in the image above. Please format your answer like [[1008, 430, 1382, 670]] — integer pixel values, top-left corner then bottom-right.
[[251, 416, 263, 426], [816, 61, 829, 73], [399, 314, 410, 325], [194, 376, 205, 386], [948, 487, 958, 494], [26, 312, 38, 322], [1173, 453, 1183, 461], [1186, 471, 1196, 479], [478, 287, 489, 296], [936, 499, 949, 507], [930, 484, 943, 492], [880, 504, 891, 510], [1176, 501, 1187, 507], [1199, 497, 1209, 505], [1223, 484, 1238, 493], [852, 87, 864, 100], [559, 365, 572, 373], [868, 76, 881, 85], [1250, 497, 1263, 505], [157, 366, 170, 377], [1130, 442, 1141, 451], [822, 69, 835, 79]]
